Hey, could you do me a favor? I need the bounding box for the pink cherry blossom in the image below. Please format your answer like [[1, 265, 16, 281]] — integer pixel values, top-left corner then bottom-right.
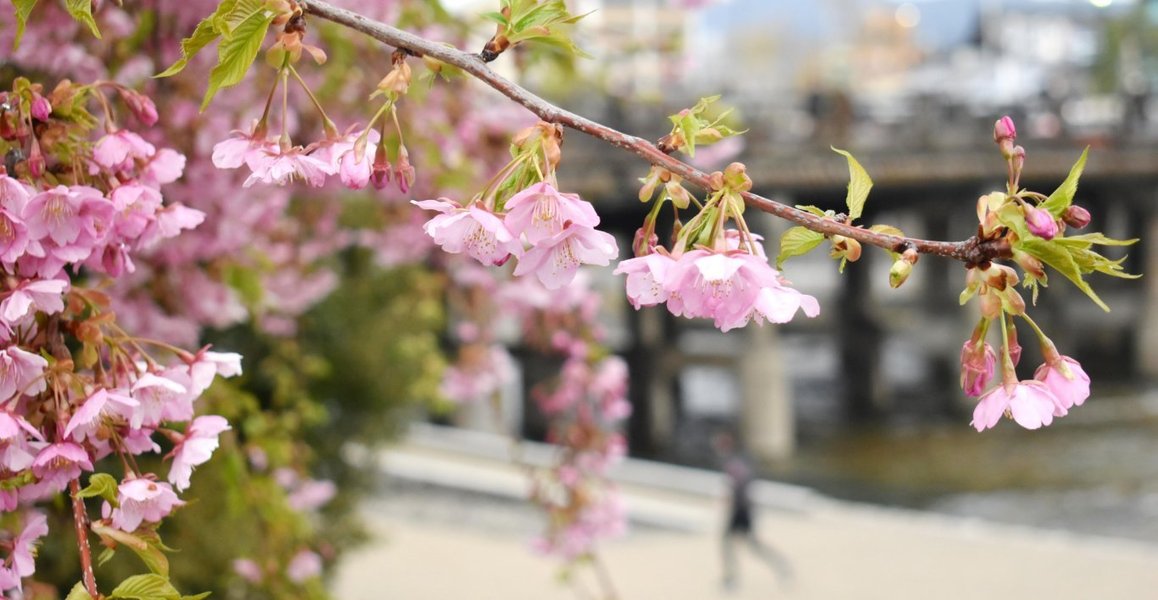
[[109, 478, 184, 532], [751, 283, 819, 326], [233, 558, 264, 584], [413, 199, 522, 266], [960, 339, 997, 397], [10, 512, 47, 578], [0, 209, 29, 264], [93, 130, 155, 170], [1034, 356, 1090, 412], [665, 250, 768, 330], [613, 252, 676, 309], [286, 478, 336, 512], [211, 130, 277, 170], [440, 344, 514, 404], [0, 346, 48, 403], [243, 146, 334, 188], [971, 380, 1066, 432], [188, 350, 244, 397], [31, 442, 93, 493], [128, 371, 192, 428], [167, 415, 231, 491], [0, 278, 67, 325], [512, 224, 619, 290], [1024, 205, 1058, 240], [286, 549, 323, 583], [142, 148, 186, 186], [0, 411, 41, 471], [503, 182, 600, 244], [63, 388, 139, 443]]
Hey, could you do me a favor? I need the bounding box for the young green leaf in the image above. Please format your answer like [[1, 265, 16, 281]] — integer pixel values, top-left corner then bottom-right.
[[77, 472, 119, 503], [110, 574, 181, 600], [832, 148, 872, 222], [794, 205, 829, 217], [1040, 147, 1088, 216], [200, 3, 275, 111], [66, 583, 95, 600], [1018, 238, 1109, 311], [777, 226, 825, 269], [155, 11, 225, 78], [11, 0, 39, 48], [65, 0, 102, 39]]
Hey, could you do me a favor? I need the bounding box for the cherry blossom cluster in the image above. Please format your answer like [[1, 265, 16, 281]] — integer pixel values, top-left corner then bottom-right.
[[0, 76, 238, 595], [618, 163, 819, 332], [415, 179, 618, 290], [960, 117, 1102, 432]]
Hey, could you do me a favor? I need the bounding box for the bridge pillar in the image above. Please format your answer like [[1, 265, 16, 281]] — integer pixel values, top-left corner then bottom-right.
[[1138, 213, 1158, 379], [739, 324, 795, 460]]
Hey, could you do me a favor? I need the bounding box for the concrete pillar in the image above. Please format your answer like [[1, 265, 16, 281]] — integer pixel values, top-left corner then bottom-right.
[[739, 324, 795, 460], [1137, 213, 1158, 379]]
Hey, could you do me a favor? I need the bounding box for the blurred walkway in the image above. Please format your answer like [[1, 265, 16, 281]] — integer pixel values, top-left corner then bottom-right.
[[332, 425, 1158, 599]]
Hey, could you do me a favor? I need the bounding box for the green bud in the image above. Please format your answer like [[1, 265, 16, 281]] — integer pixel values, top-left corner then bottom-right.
[[889, 259, 913, 288]]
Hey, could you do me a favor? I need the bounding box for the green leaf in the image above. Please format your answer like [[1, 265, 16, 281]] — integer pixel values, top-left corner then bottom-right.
[[156, 9, 226, 78], [777, 227, 825, 269], [1018, 238, 1109, 311], [12, 0, 39, 48], [200, 3, 275, 111], [78, 473, 119, 504], [1056, 232, 1138, 247], [66, 582, 94, 600], [92, 524, 170, 577], [831, 147, 872, 221], [1041, 147, 1088, 216], [795, 205, 828, 217], [65, 0, 101, 39], [110, 574, 180, 600], [181, 594, 212, 600]]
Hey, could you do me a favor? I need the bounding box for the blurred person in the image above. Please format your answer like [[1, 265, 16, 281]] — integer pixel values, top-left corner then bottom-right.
[[714, 431, 794, 592]]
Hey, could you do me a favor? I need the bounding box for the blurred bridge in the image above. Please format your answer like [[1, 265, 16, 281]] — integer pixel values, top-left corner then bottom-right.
[[552, 118, 1158, 464]]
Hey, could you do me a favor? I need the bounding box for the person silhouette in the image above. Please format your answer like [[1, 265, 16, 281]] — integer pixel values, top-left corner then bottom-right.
[[713, 431, 794, 591]]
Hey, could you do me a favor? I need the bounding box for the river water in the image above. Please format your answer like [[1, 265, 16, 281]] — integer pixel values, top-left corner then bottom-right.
[[782, 386, 1158, 544]]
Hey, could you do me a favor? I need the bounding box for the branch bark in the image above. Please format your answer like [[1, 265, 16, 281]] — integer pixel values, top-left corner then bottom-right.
[[301, 0, 1009, 265]]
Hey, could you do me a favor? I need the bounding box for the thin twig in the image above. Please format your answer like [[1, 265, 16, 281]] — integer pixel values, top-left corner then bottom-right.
[[300, 0, 1010, 265]]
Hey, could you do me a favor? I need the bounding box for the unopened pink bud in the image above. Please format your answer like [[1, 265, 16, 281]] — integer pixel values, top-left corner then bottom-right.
[[961, 339, 997, 397], [1024, 205, 1058, 240], [125, 92, 159, 126], [993, 116, 1016, 144], [1063, 205, 1091, 229], [30, 95, 51, 121], [370, 163, 390, 190], [1011, 145, 1025, 172]]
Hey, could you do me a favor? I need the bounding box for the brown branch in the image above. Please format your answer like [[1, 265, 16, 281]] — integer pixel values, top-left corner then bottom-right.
[[70, 478, 100, 599], [301, 0, 1010, 264]]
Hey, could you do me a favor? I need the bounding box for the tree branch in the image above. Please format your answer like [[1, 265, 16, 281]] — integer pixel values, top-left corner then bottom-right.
[[301, 0, 1009, 265]]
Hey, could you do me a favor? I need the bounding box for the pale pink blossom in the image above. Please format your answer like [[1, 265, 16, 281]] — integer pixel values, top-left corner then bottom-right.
[[243, 147, 334, 188], [188, 350, 244, 396], [0, 177, 31, 215], [0, 411, 41, 471], [142, 148, 186, 186], [0, 209, 29, 264], [286, 549, 323, 583], [63, 389, 139, 443], [31, 442, 93, 493], [286, 478, 337, 512], [167, 415, 231, 491], [750, 281, 820, 327], [503, 182, 600, 244], [413, 199, 522, 266], [971, 381, 1066, 432], [0, 278, 67, 324], [512, 224, 619, 290], [128, 371, 192, 428], [109, 478, 184, 532], [93, 130, 155, 170], [0, 346, 48, 403], [665, 250, 772, 331], [9, 512, 47, 578], [1034, 356, 1090, 412], [233, 558, 263, 584], [613, 252, 676, 309], [440, 345, 514, 404], [211, 130, 276, 170]]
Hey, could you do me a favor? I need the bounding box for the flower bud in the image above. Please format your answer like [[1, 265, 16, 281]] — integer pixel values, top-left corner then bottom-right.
[[889, 258, 913, 288], [830, 235, 862, 262], [638, 168, 661, 202], [960, 339, 997, 397], [993, 116, 1016, 144], [394, 146, 415, 194], [1024, 205, 1058, 240], [30, 94, 51, 121], [370, 146, 391, 190], [632, 227, 658, 257], [1005, 320, 1022, 367], [979, 290, 1002, 320], [377, 61, 412, 96], [722, 162, 752, 192], [1001, 287, 1026, 316], [1062, 205, 1091, 229], [982, 263, 1019, 291], [1012, 249, 1045, 280], [1011, 145, 1025, 173]]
